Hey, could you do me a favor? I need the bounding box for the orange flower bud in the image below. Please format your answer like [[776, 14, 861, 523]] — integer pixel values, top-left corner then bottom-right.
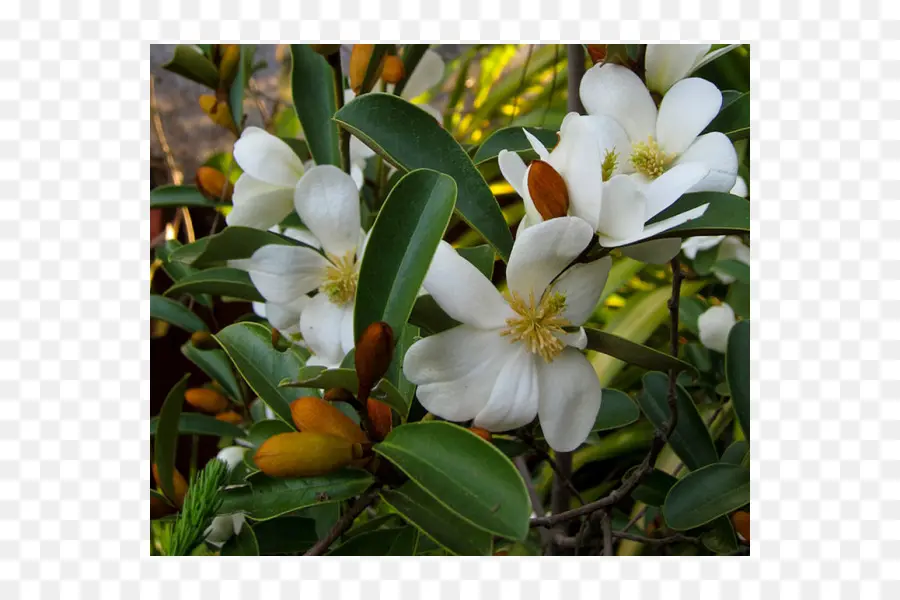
[[354, 321, 394, 403], [349, 44, 385, 93], [381, 55, 405, 84], [152, 463, 189, 508], [468, 427, 492, 442], [215, 410, 243, 425], [527, 160, 569, 220], [190, 330, 218, 350], [198, 94, 238, 135], [366, 398, 393, 441], [586, 44, 608, 64], [731, 510, 750, 541], [291, 396, 368, 444], [254, 432, 362, 478], [323, 387, 355, 404], [195, 166, 233, 202], [185, 388, 230, 414], [309, 44, 341, 56]]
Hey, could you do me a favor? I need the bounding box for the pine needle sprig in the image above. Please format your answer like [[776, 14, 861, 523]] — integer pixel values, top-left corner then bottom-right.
[[167, 458, 228, 556]]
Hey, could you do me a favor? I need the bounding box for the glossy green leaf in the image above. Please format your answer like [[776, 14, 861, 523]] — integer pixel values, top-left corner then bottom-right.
[[727, 281, 750, 319], [218, 469, 375, 520], [678, 296, 708, 335], [251, 517, 319, 555], [646, 192, 749, 239], [229, 45, 253, 130], [328, 527, 418, 556], [380, 481, 494, 556], [384, 323, 418, 409], [168, 226, 301, 268], [155, 240, 212, 307], [359, 45, 391, 94], [150, 185, 218, 209], [334, 93, 513, 260], [703, 90, 749, 141], [281, 366, 409, 417], [721, 440, 749, 466], [663, 463, 750, 530], [630, 468, 678, 507], [374, 421, 530, 540], [593, 389, 640, 432], [180, 343, 243, 403], [584, 329, 697, 378], [409, 295, 460, 335], [246, 420, 295, 448], [150, 413, 244, 439], [636, 372, 719, 471], [162, 45, 220, 89], [290, 45, 340, 167], [457, 244, 495, 278], [345, 514, 404, 539], [491, 437, 530, 459], [215, 322, 313, 424], [354, 169, 456, 340], [712, 259, 750, 284], [150, 295, 208, 333], [688, 44, 742, 75], [472, 126, 558, 165], [726, 320, 750, 439], [220, 523, 259, 556], [701, 516, 739, 554], [154, 373, 191, 502], [164, 267, 264, 303]]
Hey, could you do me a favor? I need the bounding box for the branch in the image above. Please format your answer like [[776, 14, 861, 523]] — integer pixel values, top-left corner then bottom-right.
[[600, 510, 613, 556], [303, 487, 380, 556], [555, 529, 699, 549]]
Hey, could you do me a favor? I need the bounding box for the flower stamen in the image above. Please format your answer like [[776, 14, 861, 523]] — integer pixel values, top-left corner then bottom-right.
[[500, 290, 571, 362], [320, 251, 358, 305], [630, 136, 674, 179]]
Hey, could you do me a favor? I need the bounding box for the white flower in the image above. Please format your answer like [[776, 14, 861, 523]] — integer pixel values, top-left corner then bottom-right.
[[204, 446, 247, 547], [402, 217, 611, 452], [225, 127, 306, 230], [231, 165, 364, 366], [644, 44, 712, 95], [697, 303, 736, 353], [388, 48, 446, 122], [731, 175, 748, 198], [681, 235, 726, 260], [216, 446, 246, 471], [714, 236, 750, 284]]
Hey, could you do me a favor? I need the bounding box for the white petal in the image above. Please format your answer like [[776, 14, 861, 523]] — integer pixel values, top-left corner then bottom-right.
[[673, 132, 739, 194], [299, 294, 347, 364], [584, 115, 632, 175], [547, 115, 604, 229], [403, 326, 512, 421], [264, 299, 307, 332], [473, 347, 539, 432], [523, 129, 550, 160], [205, 515, 237, 546], [401, 49, 445, 100], [340, 304, 355, 357], [579, 64, 657, 143], [640, 162, 709, 220], [226, 175, 295, 230], [506, 217, 594, 301], [520, 163, 544, 228], [252, 302, 267, 318], [620, 238, 683, 264], [645, 44, 711, 94], [596, 174, 646, 241], [216, 446, 246, 472], [230, 245, 328, 305], [498, 149, 528, 199], [233, 127, 305, 187], [351, 163, 364, 189], [656, 78, 722, 156], [549, 257, 612, 326], [293, 165, 362, 257], [556, 327, 587, 350], [731, 175, 748, 198], [697, 304, 736, 353], [681, 235, 725, 260], [281, 227, 321, 249], [717, 236, 750, 265], [537, 348, 603, 452], [423, 241, 514, 329], [515, 211, 537, 236]]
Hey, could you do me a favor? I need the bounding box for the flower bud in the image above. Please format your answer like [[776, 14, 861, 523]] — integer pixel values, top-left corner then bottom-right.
[[217, 44, 241, 86], [349, 44, 385, 93], [354, 321, 394, 403], [309, 44, 341, 56], [323, 387, 355, 404], [366, 398, 393, 441], [468, 426, 492, 442], [586, 44, 608, 64], [216, 410, 243, 425], [195, 166, 233, 202], [526, 160, 569, 220], [254, 432, 362, 478], [291, 396, 368, 444], [185, 388, 230, 414], [381, 55, 405, 84], [198, 94, 238, 135], [190, 330, 218, 350], [731, 510, 750, 541], [216, 446, 247, 472], [152, 463, 189, 508]]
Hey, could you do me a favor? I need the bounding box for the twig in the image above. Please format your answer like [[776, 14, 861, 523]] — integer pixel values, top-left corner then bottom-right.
[[247, 78, 271, 126], [303, 487, 381, 556], [566, 45, 586, 114], [515, 456, 546, 517], [150, 76, 194, 244], [519, 434, 585, 507], [555, 529, 699, 549], [601, 510, 613, 556]]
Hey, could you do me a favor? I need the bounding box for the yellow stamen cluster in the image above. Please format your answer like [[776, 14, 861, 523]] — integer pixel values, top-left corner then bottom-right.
[[500, 290, 571, 362], [630, 136, 674, 179], [320, 251, 358, 305], [601, 149, 619, 182]]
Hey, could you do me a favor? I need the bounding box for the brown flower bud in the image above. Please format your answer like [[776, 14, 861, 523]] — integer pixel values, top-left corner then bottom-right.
[[731, 510, 750, 541], [291, 396, 368, 444], [190, 330, 218, 350], [254, 432, 362, 478], [381, 55, 405, 84], [586, 44, 608, 64], [152, 463, 189, 508], [527, 160, 569, 220], [349, 44, 385, 93], [366, 398, 393, 441], [309, 44, 341, 56], [185, 388, 230, 414], [195, 166, 233, 202], [468, 427, 492, 442], [323, 387, 355, 404], [354, 321, 394, 403], [215, 410, 243, 425]]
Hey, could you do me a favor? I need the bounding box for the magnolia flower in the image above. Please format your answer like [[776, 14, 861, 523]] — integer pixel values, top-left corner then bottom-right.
[[403, 217, 611, 452], [713, 236, 750, 284], [697, 303, 737, 353], [204, 447, 247, 547], [731, 175, 748, 198], [644, 44, 712, 95], [388, 48, 446, 121], [231, 165, 364, 366], [681, 235, 726, 260]]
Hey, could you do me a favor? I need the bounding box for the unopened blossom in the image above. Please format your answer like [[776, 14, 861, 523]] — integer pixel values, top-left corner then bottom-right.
[[644, 44, 712, 95], [697, 303, 737, 353], [204, 447, 247, 547], [403, 217, 611, 452]]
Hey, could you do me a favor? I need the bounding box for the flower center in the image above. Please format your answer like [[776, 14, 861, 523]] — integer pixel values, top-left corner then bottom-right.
[[320, 251, 358, 305], [630, 136, 674, 179], [500, 290, 571, 362]]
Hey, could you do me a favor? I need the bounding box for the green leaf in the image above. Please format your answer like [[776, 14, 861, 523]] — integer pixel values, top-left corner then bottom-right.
[[727, 281, 750, 319], [164, 267, 264, 303], [374, 421, 531, 540], [678, 296, 708, 335], [647, 192, 749, 239], [154, 373, 191, 502], [472, 126, 558, 165], [703, 90, 749, 141], [635, 372, 719, 471], [726, 320, 750, 439], [155, 240, 212, 307], [393, 44, 430, 97], [691, 246, 719, 276], [169, 226, 301, 268], [162, 45, 220, 89], [218, 469, 375, 520], [246, 420, 295, 448], [701, 516, 739, 555], [359, 45, 391, 94], [688, 44, 742, 75], [630, 469, 678, 507], [583, 329, 697, 378], [252, 517, 319, 555], [354, 169, 456, 340], [150, 413, 244, 439], [334, 93, 513, 260], [180, 343, 243, 403], [593, 389, 640, 432], [409, 295, 460, 335], [150, 295, 208, 333], [229, 45, 253, 130], [384, 324, 418, 410], [150, 185, 218, 209], [214, 322, 313, 424], [380, 481, 494, 556], [280, 367, 410, 418], [290, 45, 340, 167], [663, 463, 750, 530], [220, 523, 259, 556], [721, 440, 749, 465], [327, 527, 418, 556], [712, 259, 749, 284], [491, 437, 530, 459], [457, 244, 496, 278]]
